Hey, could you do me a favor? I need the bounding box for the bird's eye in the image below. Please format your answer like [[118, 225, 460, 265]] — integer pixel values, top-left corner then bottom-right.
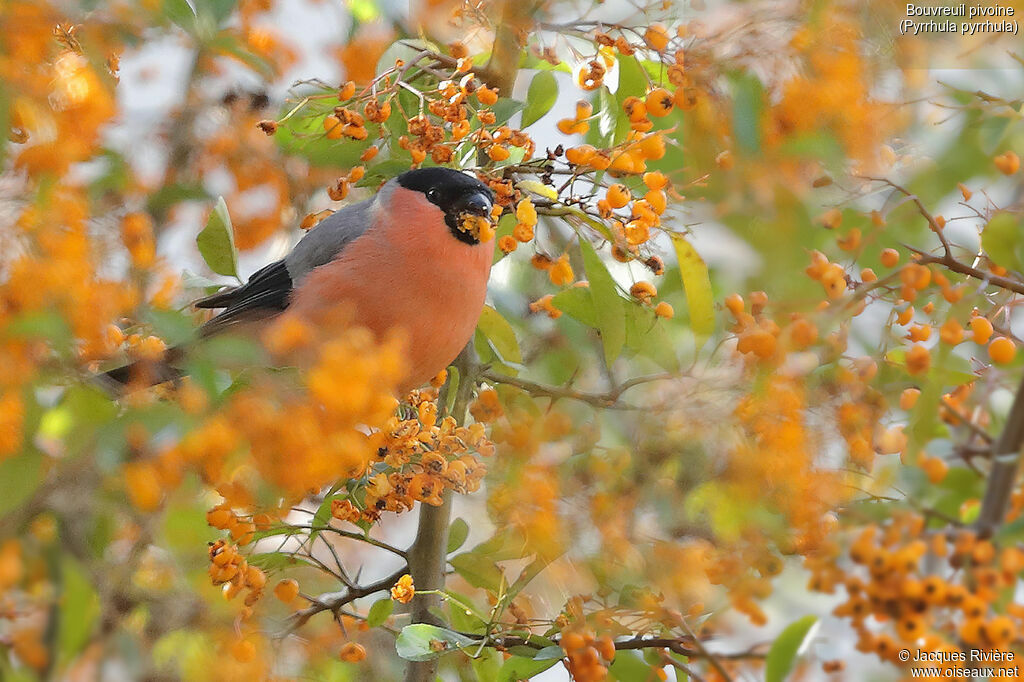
[[427, 189, 440, 203]]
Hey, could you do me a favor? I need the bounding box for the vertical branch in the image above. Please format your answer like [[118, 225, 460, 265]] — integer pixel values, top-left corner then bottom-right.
[[484, 0, 541, 94], [403, 344, 479, 682], [975, 372, 1024, 535], [403, 6, 531, 678]]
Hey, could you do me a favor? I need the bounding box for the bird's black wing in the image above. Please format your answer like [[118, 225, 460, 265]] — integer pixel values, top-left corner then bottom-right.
[[194, 259, 293, 337]]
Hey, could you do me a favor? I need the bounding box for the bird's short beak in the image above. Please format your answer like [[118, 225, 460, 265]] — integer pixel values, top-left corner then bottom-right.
[[458, 191, 493, 217]]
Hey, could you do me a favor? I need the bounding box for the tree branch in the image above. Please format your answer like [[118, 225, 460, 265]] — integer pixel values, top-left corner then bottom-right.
[[287, 566, 407, 631], [975, 371, 1024, 535], [404, 344, 479, 682]]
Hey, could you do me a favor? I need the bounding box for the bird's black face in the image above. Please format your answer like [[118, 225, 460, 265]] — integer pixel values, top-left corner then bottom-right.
[[397, 168, 495, 245]]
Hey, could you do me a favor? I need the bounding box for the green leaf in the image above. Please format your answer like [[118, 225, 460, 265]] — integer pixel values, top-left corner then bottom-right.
[[615, 55, 648, 104], [533, 646, 564, 660], [476, 305, 522, 365], [516, 179, 558, 201], [274, 107, 373, 168], [624, 304, 679, 372], [507, 554, 555, 601], [5, 311, 72, 348], [366, 597, 394, 627], [671, 235, 715, 345], [551, 286, 597, 327], [0, 450, 43, 519], [982, 212, 1023, 273], [57, 558, 100, 666], [247, 551, 316, 571], [493, 97, 525, 127], [348, 0, 379, 22], [196, 197, 239, 278], [521, 71, 558, 128], [580, 239, 626, 366], [499, 655, 560, 681], [450, 552, 505, 593], [608, 650, 652, 680], [764, 615, 818, 682], [395, 624, 478, 661], [730, 71, 764, 155], [146, 182, 210, 216], [447, 517, 469, 554]]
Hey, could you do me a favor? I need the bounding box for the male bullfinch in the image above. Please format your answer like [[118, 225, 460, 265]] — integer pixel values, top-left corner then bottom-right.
[[102, 168, 496, 395]]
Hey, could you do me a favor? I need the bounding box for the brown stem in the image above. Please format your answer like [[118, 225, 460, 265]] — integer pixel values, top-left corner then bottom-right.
[[484, 0, 541, 94], [975, 371, 1024, 535], [403, 345, 479, 682]]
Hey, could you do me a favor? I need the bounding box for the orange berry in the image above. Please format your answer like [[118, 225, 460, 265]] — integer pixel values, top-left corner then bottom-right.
[[644, 189, 667, 214], [630, 281, 657, 302], [477, 86, 499, 105], [487, 145, 510, 161], [566, 145, 596, 165], [899, 388, 920, 410], [860, 267, 877, 282], [654, 301, 674, 319], [643, 171, 669, 190], [644, 23, 670, 50], [498, 235, 517, 254], [274, 578, 299, 603], [880, 248, 900, 268], [323, 114, 343, 140], [989, 336, 1017, 364], [556, 118, 576, 135], [921, 456, 949, 484], [606, 183, 630, 209], [549, 255, 574, 286], [562, 632, 585, 652], [339, 642, 367, 663], [994, 150, 1020, 175], [819, 208, 842, 230], [575, 101, 593, 120], [905, 344, 930, 375], [231, 638, 256, 663], [516, 198, 538, 225], [513, 222, 534, 242], [939, 318, 963, 345], [645, 88, 674, 117], [970, 316, 994, 344], [596, 635, 615, 661], [622, 96, 647, 122], [724, 293, 744, 316]]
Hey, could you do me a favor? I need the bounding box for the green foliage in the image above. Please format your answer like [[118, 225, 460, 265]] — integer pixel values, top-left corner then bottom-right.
[[521, 71, 558, 128], [764, 616, 818, 682], [395, 624, 478, 661], [580, 238, 626, 366], [195, 197, 239, 279]]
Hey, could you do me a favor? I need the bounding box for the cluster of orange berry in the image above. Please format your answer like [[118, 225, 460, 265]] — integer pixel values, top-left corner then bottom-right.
[[329, 385, 490, 522], [207, 539, 267, 616], [561, 626, 617, 682], [810, 513, 1024, 671]]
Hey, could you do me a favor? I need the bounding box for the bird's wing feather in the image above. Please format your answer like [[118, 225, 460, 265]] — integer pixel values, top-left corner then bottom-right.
[[284, 193, 378, 284], [193, 193, 379, 336]]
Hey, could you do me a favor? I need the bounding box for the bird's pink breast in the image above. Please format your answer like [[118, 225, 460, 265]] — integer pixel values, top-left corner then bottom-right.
[[286, 187, 492, 393]]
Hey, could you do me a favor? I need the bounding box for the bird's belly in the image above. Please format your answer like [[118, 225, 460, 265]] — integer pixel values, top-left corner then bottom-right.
[[286, 250, 489, 394]]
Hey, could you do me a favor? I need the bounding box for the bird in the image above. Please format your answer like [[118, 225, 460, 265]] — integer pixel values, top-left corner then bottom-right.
[[100, 167, 496, 396]]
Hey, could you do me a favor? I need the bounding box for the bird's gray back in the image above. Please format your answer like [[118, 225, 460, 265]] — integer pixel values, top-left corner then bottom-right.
[[284, 193, 377, 285]]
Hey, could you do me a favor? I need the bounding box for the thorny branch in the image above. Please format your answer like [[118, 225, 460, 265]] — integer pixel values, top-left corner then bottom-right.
[[287, 566, 408, 632], [481, 369, 681, 408]]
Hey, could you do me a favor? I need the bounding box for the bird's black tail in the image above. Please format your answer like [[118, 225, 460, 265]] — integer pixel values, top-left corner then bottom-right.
[[95, 347, 185, 395]]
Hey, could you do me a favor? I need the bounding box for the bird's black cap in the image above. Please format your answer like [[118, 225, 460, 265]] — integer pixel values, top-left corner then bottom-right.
[[397, 168, 495, 245]]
